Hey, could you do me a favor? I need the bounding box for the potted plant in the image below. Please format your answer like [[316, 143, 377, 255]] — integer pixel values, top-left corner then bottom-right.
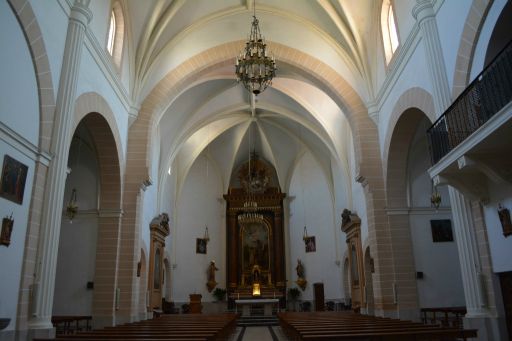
[[287, 287, 301, 311], [212, 288, 227, 302]]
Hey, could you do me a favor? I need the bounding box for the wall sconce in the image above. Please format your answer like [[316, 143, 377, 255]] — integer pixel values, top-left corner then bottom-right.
[[66, 188, 78, 223], [141, 178, 153, 191], [302, 226, 309, 241], [203, 225, 210, 243], [1, 213, 14, 247], [498, 203, 512, 237]]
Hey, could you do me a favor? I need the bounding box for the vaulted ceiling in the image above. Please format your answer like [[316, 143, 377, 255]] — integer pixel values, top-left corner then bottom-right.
[[124, 0, 381, 199]]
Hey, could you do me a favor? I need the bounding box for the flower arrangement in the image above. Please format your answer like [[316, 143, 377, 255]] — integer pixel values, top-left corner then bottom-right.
[[212, 288, 227, 301], [431, 191, 441, 209]]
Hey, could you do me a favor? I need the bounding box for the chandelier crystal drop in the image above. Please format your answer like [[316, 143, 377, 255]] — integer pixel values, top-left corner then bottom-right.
[[235, 4, 276, 95]]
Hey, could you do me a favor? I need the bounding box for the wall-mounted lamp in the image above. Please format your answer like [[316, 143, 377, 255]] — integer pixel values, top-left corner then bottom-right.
[[66, 188, 78, 223], [203, 225, 210, 243], [302, 226, 309, 241]]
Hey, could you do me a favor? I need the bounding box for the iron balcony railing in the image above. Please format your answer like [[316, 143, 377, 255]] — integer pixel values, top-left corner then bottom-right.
[[427, 40, 512, 164]]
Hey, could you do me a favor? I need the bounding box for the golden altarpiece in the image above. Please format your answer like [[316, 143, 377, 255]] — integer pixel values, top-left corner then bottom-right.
[[223, 155, 286, 307]]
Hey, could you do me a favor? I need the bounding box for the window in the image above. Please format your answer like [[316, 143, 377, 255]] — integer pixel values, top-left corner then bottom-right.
[[381, 0, 399, 64], [106, 2, 124, 68], [107, 11, 116, 55]]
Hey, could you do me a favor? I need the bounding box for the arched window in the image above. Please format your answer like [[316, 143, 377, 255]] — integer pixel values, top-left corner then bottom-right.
[[106, 2, 124, 68], [381, 0, 399, 65], [107, 11, 116, 55]]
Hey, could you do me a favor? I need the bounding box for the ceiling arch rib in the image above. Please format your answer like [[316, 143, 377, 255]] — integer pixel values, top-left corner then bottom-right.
[[133, 4, 369, 102]]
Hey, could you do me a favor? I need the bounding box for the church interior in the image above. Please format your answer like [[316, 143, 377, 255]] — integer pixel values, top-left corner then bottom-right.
[[0, 0, 511, 340]]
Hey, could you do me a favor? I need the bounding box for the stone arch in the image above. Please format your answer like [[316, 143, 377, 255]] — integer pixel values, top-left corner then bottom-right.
[[451, 0, 493, 98], [385, 105, 435, 319], [74, 112, 123, 328], [138, 247, 148, 318], [122, 41, 392, 316], [163, 258, 171, 301], [8, 0, 58, 330], [364, 246, 375, 315], [343, 255, 350, 305], [7, 0, 57, 152], [74, 92, 125, 173], [382, 87, 435, 184]]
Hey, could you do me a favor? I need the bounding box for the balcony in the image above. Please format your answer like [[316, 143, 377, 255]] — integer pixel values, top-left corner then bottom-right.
[[427, 41, 512, 202]]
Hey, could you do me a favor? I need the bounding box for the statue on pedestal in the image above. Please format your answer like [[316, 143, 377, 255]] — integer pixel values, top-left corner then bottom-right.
[[207, 260, 218, 292], [295, 259, 307, 290]]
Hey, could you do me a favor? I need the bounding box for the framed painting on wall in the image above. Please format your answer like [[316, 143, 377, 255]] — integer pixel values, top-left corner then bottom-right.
[[196, 238, 207, 254], [305, 236, 316, 253], [0, 155, 28, 205], [430, 219, 454, 242]]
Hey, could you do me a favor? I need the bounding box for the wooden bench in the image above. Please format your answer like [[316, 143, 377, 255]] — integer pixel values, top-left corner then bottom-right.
[[36, 313, 238, 341], [51, 316, 92, 335], [278, 311, 477, 340], [421, 306, 466, 328]]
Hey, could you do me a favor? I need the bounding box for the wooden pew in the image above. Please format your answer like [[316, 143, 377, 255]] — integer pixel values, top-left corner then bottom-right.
[[278, 311, 477, 341], [36, 313, 238, 341]]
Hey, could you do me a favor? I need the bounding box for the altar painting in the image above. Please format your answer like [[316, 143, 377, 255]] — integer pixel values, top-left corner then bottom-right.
[[242, 222, 270, 272]]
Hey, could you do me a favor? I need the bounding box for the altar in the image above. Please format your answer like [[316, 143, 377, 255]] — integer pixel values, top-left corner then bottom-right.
[[235, 298, 280, 316]]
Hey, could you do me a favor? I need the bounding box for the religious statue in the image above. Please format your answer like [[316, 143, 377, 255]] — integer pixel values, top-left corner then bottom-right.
[[206, 260, 218, 292], [295, 259, 307, 290], [498, 204, 512, 237], [341, 209, 352, 227], [252, 264, 261, 284]]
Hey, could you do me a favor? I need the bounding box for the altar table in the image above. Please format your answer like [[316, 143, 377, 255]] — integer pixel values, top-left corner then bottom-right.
[[234, 298, 280, 316]]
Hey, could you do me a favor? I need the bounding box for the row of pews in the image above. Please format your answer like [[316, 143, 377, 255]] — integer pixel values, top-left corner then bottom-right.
[[35, 313, 238, 341], [278, 311, 478, 340]]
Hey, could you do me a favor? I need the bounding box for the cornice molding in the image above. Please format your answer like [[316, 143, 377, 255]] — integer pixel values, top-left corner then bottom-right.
[[0, 122, 52, 166]]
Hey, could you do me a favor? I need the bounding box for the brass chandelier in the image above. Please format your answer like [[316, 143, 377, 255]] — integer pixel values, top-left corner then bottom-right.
[[235, 2, 276, 95]]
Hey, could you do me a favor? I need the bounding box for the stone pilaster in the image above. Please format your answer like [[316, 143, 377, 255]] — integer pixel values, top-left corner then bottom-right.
[[28, 0, 92, 336], [448, 188, 488, 316], [413, 0, 451, 116], [413, 2, 505, 338]]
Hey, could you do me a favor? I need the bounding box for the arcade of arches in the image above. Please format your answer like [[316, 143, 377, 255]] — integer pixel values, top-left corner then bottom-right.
[[0, 1, 511, 340]]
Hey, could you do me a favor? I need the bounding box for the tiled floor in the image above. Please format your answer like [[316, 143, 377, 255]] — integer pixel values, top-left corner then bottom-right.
[[232, 326, 289, 341]]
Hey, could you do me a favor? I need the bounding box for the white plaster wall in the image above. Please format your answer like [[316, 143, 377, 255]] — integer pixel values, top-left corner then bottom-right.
[[0, 1, 39, 145], [470, 0, 509, 80], [407, 119, 465, 308], [436, 0, 471, 91], [0, 144, 35, 331], [288, 152, 342, 302], [77, 48, 129, 157], [172, 155, 225, 303], [53, 133, 99, 315], [0, 4, 38, 329], [483, 184, 512, 272], [409, 213, 466, 308], [88, 0, 110, 51], [393, 0, 416, 49], [379, 43, 432, 151], [29, 0, 67, 95]]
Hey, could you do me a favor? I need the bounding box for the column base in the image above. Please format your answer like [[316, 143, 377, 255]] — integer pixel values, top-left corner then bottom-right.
[[114, 312, 141, 325], [26, 326, 55, 340], [0, 329, 15, 341], [464, 314, 509, 340], [92, 315, 115, 329]]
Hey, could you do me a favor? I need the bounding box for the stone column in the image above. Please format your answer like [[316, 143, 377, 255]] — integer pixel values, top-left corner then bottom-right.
[[227, 212, 238, 288], [414, 1, 503, 339], [28, 0, 92, 336], [273, 209, 284, 287]]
